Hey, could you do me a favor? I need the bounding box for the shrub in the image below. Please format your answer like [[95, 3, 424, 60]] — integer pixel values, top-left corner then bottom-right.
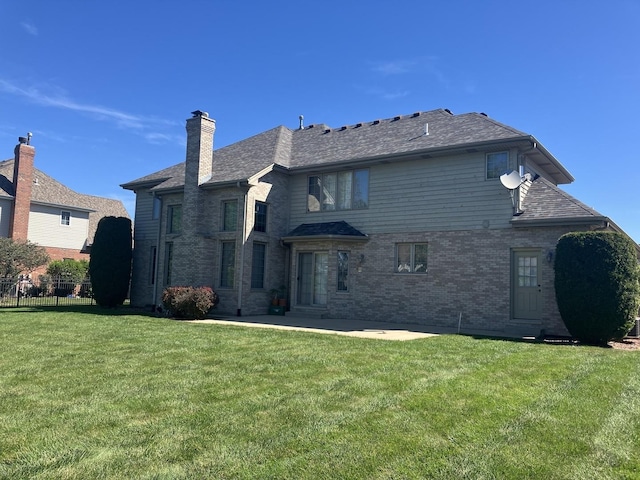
[[161, 286, 219, 319], [89, 217, 132, 307], [555, 231, 640, 345], [46, 259, 89, 284]]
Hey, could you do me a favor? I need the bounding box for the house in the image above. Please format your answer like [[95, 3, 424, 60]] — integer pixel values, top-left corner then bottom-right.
[[121, 109, 636, 337], [0, 137, 130, 270]]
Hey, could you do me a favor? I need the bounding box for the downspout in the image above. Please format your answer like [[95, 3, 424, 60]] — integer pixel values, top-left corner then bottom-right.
[[152, 192, 163, 308], [236, 183, 249, 316]]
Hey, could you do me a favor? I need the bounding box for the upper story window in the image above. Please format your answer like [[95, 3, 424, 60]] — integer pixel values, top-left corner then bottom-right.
[[167, 205, 182, 234], [223, 199, 238, 231], [60, 211, 71, 226], [396, 243, 428, 274], [307, 169, 369, 212], [254, 201, 267, 232], [486, 152, 509, 179]]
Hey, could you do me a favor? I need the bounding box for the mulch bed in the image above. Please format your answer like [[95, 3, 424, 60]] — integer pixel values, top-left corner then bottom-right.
[[609, 337, 640, 350]]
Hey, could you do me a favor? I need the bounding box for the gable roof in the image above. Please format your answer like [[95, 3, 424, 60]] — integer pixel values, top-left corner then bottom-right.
[[512, 176, 607, 227], [0, 158, 130, 244], [122, 108, 574, 192]]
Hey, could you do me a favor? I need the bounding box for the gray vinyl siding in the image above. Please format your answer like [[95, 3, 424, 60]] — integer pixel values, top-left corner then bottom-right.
[[27, 204, 89, 249], [0, 198, 11, 237], [288, 151, 517, 233], [129, 188, 162, 307]]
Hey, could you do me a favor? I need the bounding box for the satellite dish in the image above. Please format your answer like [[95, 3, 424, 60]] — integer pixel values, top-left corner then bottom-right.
[[499, 170, 523, 190]]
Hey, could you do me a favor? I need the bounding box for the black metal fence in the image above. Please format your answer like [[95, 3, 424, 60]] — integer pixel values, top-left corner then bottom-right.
[[0, 275, 95, 307]]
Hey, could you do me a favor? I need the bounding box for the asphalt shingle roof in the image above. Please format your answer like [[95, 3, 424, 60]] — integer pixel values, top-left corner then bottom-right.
[[121, 109, 536, 191], [0, 158, 130, 244], [285, 221, 368, 239], [513, 176, 605, 224]]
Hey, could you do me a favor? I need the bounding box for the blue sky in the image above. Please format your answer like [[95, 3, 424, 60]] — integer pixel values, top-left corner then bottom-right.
[[1, 1, 639, 242]]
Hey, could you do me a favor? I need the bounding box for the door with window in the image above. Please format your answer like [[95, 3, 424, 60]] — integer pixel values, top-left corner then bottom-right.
[[297, 252, 328, 306], [512, 250, 542, 319]]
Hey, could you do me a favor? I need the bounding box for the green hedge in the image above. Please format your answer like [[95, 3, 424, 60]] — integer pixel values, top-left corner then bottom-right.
[[555, 231, 640, 344]]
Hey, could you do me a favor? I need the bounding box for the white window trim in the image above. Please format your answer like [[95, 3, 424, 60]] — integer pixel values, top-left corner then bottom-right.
[[60, 210, 71, 226]]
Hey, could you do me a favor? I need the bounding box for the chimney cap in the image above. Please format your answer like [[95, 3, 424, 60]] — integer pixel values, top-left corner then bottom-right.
[[191, 110, 209, 118], [18, 137, 27, 144]]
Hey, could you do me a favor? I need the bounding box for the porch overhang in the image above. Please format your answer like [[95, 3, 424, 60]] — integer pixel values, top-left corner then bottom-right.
[[281, 221, 369, 244]]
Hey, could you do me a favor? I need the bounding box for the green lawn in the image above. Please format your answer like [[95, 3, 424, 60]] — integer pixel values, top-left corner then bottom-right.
[[1, 307, 639, 479]]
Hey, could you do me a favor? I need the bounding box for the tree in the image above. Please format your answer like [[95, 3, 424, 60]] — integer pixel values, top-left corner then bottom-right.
[[0, 238, 49, 280], [46, 259, 90, 297], [555, 231, 640, 345], [89, 216, 132, 307], [46, 259, 89, 283]]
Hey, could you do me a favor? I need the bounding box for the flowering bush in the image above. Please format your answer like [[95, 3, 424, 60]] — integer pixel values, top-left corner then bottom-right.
[[161, 286, 219, 319]]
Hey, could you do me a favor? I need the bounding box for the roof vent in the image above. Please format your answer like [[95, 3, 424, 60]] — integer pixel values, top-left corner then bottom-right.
[[324, 128, 331, 134], [444, 109, 453, 115], [393, 115, 402, 121], [340, 126, 348, 131], [299, 115, 304, 130], [412, 112, 421, 117], [480, 112, 488, 117], [355, 123, 363, 128], [372, 119, 380, 125]]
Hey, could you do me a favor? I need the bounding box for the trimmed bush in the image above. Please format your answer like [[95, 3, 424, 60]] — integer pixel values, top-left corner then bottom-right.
[[555, 231, 640, 345], [89, 217, 132, 307], [162, 286, 219, 319]]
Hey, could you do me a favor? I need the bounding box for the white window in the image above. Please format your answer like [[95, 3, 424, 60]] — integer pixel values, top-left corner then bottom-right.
[[396, 243, 428, 273], [61, 211, 71, 226], [307, 169, 369, 212], [486, 152, 509, 179]]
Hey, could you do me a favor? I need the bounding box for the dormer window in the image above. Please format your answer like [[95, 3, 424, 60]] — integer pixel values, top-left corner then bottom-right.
[[60, 210, 71, 226]]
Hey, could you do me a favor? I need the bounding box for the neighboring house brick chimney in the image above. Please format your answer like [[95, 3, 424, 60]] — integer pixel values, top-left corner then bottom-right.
[[9, 140, 35, 241]]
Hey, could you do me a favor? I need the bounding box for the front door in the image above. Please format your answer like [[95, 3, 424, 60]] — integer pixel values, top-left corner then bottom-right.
[[512, 250, 542, 319], [297, 252, 328, 306]]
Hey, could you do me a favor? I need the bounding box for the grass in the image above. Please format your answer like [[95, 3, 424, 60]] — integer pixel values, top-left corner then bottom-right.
[[1, 307, 639, 479]]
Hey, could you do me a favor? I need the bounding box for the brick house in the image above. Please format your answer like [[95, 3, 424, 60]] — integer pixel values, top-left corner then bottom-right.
[[121, 109, 636, 337], [0, 137, 130, 270]]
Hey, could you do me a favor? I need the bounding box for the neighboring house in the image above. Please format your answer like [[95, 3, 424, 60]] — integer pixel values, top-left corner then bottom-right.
[[121, 109, 637, 337], [0, 138, 130, 271]]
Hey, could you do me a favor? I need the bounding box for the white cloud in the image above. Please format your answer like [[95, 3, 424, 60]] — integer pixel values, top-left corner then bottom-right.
[[20, 21, 38, 36], [370, 60, 417, 75], [0, 78, 178, 140]]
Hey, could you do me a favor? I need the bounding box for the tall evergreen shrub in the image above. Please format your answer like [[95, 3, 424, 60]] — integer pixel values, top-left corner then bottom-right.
[[89, 216, 132, 307], [555, 231, 640, 344]]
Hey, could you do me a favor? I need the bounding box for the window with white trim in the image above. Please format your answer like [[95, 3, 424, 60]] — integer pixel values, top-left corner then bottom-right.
[[307, 169, 369, 212], [486, 152, 508, 179], [396, 243, 428, 273], [61, 210, 71, 226]]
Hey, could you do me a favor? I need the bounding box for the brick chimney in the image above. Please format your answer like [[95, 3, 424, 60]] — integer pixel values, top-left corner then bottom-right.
[[185, 110, 215, 187], [9, 138, 35, 241]]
